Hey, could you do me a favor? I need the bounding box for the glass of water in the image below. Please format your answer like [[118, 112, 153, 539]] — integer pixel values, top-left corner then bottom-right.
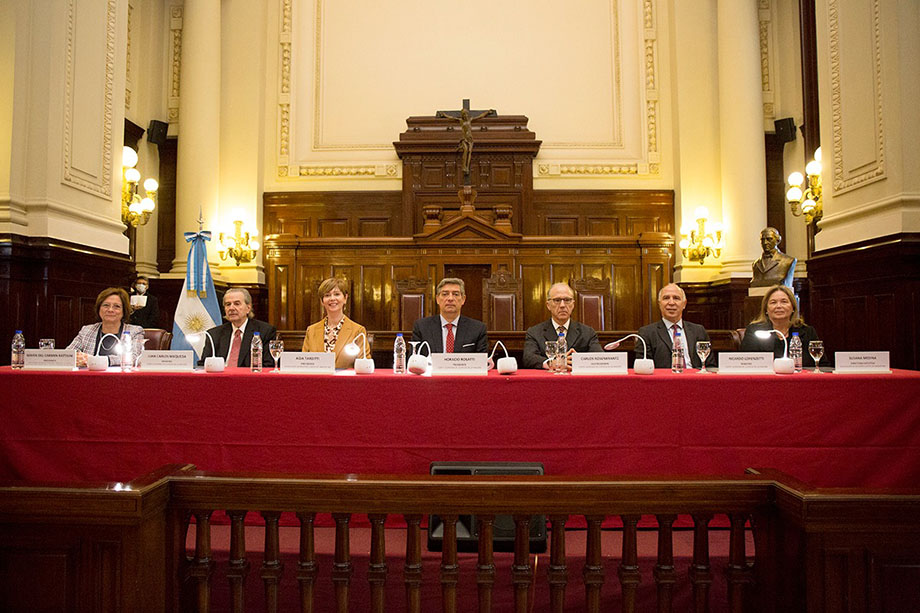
[[808, 340, 824, 372], [695, 341, 711, 373], [269, 339, 284, 372], [39, 338, 55, 350], [544, 340, 558, 372]]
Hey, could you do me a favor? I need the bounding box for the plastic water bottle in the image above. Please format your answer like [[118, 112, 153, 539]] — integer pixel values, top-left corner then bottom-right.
[[671, 328, 685, 373], [393, 333, 406, 374], [555, 331, 567, 373], [789, 331, 803, 373], [11, 330, 25, 369], [120, 330, 133, 372], [250, 332, 262, 373]]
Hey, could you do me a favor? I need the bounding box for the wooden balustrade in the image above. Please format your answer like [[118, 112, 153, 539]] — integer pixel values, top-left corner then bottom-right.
[[2, 466, 920, 612]]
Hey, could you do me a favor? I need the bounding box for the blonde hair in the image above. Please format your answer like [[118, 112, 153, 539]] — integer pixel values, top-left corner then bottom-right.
[[752, 284, 804, 327]]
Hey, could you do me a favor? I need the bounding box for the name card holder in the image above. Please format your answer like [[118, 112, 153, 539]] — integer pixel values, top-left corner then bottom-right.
[[572, 352, 628, 375], [431, 353, 488, 375], [23, 349, 75, 371], [140, 350, 195, 372], [834, 351, 891, 374], [280, 352, 335, 374], [718, 352, 774, 374]]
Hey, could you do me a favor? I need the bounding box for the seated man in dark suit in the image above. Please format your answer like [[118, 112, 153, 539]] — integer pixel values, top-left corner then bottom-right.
[[411, 277, 488, 353], [637, 283, 714, 369], [523, 282, 603, 369], [198, 287, 276, 368]]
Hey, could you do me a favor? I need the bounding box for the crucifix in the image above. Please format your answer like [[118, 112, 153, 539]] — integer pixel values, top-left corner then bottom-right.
[[436, 99, 496, 185]]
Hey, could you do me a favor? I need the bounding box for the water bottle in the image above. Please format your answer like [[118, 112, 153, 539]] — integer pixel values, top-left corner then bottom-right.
[[393, 333, 406, 374], [789, 331, 803, 373], [11, 330, 25, 369], [671, 328, 685, 373], [120, 330, 133, 372], [250, 332, 262, 373], [555, 331, 567, 373]]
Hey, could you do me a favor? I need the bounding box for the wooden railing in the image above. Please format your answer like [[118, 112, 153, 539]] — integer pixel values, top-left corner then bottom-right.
[[2, 466, 919, 612]]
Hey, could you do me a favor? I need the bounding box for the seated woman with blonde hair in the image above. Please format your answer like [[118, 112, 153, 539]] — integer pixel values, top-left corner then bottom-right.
[[740, 284, 826, 365], [302, 278, 369, 368]]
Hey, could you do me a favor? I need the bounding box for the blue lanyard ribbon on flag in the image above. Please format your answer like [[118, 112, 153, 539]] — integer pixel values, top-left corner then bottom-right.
[[184, 231, 212, 297]]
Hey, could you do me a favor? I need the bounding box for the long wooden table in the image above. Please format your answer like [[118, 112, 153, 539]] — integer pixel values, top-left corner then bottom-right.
[[2, 367, 919, 487]]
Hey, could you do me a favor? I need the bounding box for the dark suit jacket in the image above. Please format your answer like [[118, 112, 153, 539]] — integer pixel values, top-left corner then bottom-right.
[[636, 319, 714, 369], [522, 320, 603, 369], [410, 315, 488, 353], [198, 319, 277, 367], [129, 293, 160, 329], [740, 321, 826, 365]]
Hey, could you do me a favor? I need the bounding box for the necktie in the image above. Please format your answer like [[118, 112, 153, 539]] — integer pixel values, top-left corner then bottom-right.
[[557, 325, 565, 337], [227, 328, 242, 367], [445, 322, 455, 353]]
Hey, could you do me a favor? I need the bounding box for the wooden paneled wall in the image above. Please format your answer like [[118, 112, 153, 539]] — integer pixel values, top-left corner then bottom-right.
[[0, 235, 136, 364], [263, 190, 675, 333]]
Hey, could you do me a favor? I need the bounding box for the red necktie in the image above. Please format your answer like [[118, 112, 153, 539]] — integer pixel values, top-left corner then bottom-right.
[[227, 328, 242, 367], [445, 323, 455, 353]]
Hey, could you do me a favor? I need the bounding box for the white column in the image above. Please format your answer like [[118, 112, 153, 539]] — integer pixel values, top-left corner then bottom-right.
[[172, 0, 220, 274], [717, 0, 767, 276]]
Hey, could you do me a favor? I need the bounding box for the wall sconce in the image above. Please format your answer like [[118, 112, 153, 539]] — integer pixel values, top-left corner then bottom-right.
[[786, 146, 823, 225], [121, 146, 158, 227], [679, 207, 723, 265], [218, 220, 260, 266]]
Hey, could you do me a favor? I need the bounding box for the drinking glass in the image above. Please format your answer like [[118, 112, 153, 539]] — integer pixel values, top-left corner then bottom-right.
[[544, 340, 558, 372], [39, 338, 55, 350], [808, 340, 824, 372], [269, 340, 284, 372], [695, 341, 711, 373], [133, 336, 148, 368]]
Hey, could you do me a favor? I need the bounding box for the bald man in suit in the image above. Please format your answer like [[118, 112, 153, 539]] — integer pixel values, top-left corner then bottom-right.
[[636, 283, 714, 369]]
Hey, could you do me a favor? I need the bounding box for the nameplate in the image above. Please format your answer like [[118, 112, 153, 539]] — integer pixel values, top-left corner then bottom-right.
[[431, 353, 488, 375], [718, 352, 774, 374], [834, 351, 890, 374], [572, 352, 627, 375], [23, 349, 75, 370], [281, 352, 335, 374], [139, 350, 195, 372]]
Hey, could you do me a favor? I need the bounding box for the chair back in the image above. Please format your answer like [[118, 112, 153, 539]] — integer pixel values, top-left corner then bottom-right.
[[395, 278, 429, 331], [482, 268, 522, 330], [143, 328, 173, 350], [573, 277, 611, 331]]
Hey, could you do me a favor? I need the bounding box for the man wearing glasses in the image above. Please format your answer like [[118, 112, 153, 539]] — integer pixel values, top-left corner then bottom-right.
[[411, 277, 488, 353], [523, 282, 603, 369]]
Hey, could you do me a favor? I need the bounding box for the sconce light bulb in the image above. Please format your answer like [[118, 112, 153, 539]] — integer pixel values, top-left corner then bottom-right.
[[125, 168, 141, 183], [814, 147, 822, 162], [786, 186, 803, 202], [143, 178, 159, 192], [805, 160, 822, 177], [693, 206, 709, 222], [802, 199, 816, 213], [250, 239, 260, 251], [678, 238, 690, 250], [787, 172, 804, 187], [122, 146, 138, 169], [140, 197, 155, 213], [129, 202, 143, 215], [702, 236, 714, 249]]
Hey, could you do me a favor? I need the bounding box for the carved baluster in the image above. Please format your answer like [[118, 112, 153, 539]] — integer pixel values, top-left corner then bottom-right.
[[404, 514, 423, 613], [654, 514, 677, 613], [476, 514, 496, 613], [169, 509, 192, 613], [188, 510, 214, 613], [332, 513, 353, 613], [440, 514, 460, 613], [512, 515, 533, 613], [261, 511, 283, 613], [727, 513, 753, 613], [618, 515, 641, 613], [547, 515, 568, 613], [690, 513, 713, 613], [296, 512, 317, 613], [368, 514, 388, 613], [583, 515, 605, 613], [226, 510, 250, 613]]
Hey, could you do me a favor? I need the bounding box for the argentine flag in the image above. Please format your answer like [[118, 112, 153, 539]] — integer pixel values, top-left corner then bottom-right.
[[170, 231, 222, 358]]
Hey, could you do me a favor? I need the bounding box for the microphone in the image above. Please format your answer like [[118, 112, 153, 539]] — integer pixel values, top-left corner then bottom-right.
[[344, 332, 375, 374], [187, 331, 225, 372], [754, 329, 794, 374], [488, 340, 517, 374], [87, 332, 122, 371], [407, 340, 431, 375], [604, 334, 654, 375]]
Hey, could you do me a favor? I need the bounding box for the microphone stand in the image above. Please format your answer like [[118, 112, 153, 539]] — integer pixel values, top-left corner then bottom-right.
[[604, 333, 655, 375]]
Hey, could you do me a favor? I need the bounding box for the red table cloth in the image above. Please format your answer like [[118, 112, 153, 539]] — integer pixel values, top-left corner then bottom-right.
[[2, 368, 919, 487]]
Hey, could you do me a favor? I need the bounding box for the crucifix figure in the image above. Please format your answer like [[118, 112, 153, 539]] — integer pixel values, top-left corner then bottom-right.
[[436, 99, 496, 183]]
